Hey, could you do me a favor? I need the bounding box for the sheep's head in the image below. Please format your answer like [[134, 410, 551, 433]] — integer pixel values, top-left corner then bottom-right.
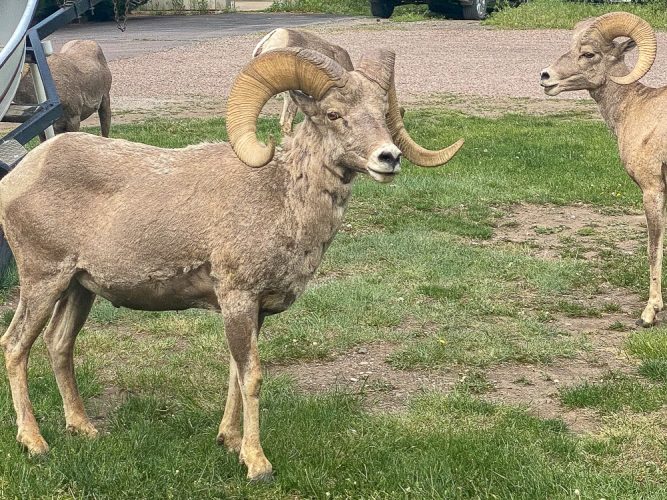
[[226, 48, 463, 180], [540, 12, 657, 95]]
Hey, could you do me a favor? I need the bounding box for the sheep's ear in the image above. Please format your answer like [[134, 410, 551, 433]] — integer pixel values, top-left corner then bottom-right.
[[614, 38, 637, 57], [289, 90, 319, 117]]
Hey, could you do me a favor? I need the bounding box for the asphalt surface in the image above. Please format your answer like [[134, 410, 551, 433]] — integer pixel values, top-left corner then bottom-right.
[[47, 13, 354, 60]]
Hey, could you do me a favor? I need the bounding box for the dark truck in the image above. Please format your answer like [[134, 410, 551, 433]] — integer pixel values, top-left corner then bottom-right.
[[370, 0, 494, 20]]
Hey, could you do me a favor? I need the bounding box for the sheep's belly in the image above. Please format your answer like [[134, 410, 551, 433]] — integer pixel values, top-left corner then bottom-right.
[[77, 268, 219, 312]]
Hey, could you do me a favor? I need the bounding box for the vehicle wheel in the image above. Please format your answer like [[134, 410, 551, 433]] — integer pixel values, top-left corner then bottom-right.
[[370, 0, 395, 18], [462, 0, 488, 20]]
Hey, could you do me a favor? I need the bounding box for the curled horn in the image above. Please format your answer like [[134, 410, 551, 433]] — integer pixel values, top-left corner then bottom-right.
[[356, 49, 464, 167], [590, 12, 657, 85], [386, 83, 464, 167], [227, 48, 348, 167]]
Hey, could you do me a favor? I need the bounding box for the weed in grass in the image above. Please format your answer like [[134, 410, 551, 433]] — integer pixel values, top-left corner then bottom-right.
[[601, 302, 622, 314], [609, 321, 629, 332], [638, 360, 667, 382], [576, 226, 596, 237], [513, 376, 534, 386], [456, 370, 494, 394]]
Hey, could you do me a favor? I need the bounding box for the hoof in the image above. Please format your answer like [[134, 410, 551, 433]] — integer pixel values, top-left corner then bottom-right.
[[18, 431, 49, 456], [636, 318, 656, 328], [248, 470, 274, 483], [66, 421, 99, 438], [216, 432, 242, 454]]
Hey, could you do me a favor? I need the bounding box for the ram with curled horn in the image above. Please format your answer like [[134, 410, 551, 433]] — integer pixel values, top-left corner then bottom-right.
[[541, 12, 667, 327], [253, 27, 464, 166], [0, 46, 463, 481]]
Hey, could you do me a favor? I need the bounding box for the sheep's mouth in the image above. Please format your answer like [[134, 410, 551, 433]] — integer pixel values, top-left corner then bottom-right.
[[367, 167, 398, 183], [541, 83, 561, 96]]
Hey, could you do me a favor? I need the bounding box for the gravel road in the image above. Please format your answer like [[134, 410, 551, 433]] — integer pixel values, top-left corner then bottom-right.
[[59, 16, 667, 118]]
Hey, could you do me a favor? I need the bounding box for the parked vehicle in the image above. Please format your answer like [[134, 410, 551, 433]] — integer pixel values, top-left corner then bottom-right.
[[370, 0, 494, 20]]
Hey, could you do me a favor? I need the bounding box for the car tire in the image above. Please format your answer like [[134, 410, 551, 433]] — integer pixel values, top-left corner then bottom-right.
[[462, 0, 488, 20], [370, 0, 395, 18]]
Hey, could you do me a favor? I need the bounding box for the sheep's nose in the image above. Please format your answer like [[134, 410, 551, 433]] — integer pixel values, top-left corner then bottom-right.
[[378, 149, 402, 170], [540, 70, 550, 81]]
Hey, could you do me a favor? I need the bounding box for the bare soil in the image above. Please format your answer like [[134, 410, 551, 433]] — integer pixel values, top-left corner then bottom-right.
[[490, 203, 646, 260], [269, 203, 651, 434]]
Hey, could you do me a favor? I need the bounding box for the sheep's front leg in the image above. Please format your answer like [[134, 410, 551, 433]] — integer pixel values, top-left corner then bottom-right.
[[640, 188, 666, 327], [219, 291, 272, 482]]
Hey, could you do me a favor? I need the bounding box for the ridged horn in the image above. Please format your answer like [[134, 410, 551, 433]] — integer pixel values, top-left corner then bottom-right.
[[386, 82, 464, 167], [590, 12, 657, 85], [227, 48, 348, 167], [356, 49, 395, 91]]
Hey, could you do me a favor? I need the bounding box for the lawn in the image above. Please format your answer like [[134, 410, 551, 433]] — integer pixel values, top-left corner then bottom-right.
[[2, 108, 667, 497], [486, 0, 667, 30]]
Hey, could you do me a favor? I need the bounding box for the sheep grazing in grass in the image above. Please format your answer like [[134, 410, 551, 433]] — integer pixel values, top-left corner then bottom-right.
[[0, 47, 463, 481], [14, 40, 111, 138], [254, 28, 458, 167], [541, 12, 666, 327]]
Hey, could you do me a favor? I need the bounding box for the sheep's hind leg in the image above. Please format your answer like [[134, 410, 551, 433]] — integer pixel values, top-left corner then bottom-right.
[[99, 94, 111, 138], [639, 187, 666, 327], [43, 281, 97, 437], [280, 94, 297, 136], [218, 290, 272, 482], [1, 280, 65, 455], [216, 354, 242, 453]]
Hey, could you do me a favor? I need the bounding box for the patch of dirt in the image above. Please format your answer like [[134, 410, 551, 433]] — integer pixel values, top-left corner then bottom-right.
[[267, 343, 458, 414], [489, 203, 646, 260], [485, 359, 619, 434]]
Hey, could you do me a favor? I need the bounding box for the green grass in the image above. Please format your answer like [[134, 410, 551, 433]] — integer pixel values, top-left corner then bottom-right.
[[3, 109, 667, 495], [487, 0, 667, 30], [560, 373, 667, 413]]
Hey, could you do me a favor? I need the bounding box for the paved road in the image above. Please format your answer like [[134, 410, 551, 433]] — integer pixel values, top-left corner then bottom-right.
[[48, 13, 354, 60]]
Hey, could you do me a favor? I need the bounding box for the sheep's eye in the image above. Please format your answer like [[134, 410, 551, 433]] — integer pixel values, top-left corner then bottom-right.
[[326, 111, 341, 121], [581, 52, 596, 59]]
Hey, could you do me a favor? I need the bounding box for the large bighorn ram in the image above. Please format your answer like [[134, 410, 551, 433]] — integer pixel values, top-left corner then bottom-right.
[[0, 47, 463, 480], [14, 40, 112, 138], [541, 12, 666, 327]]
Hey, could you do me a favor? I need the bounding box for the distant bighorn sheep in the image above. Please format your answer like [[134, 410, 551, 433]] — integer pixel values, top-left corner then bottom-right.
[[14, 40, 111, 138], [253, 28, 459, 167], [0, 47, 463, 481], [541, 12, 666, 327], [253, 28, 354, 135]]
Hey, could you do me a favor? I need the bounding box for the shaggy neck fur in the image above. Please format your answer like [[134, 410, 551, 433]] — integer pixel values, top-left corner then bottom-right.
[[589, 61, 646, 136], [277, 118, 357, 267]]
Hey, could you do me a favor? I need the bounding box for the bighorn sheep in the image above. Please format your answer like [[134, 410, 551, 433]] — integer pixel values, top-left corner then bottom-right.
[[253, 28, 354, 135], [0, 47, 463, 480], [541, 12, 666, 327], [14, 40, 112, 138]]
